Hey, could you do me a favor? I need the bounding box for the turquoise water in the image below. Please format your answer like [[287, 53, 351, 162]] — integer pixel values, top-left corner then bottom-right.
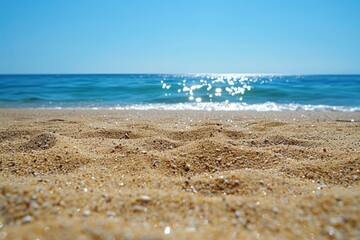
[[0, 74, 359, 111]]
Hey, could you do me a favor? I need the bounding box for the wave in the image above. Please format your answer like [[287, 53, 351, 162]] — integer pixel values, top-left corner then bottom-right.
[[39, 102, 360, 112]]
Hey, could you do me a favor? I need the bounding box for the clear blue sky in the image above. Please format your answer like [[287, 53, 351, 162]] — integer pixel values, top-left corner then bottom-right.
[[0, 0, 359, 74]]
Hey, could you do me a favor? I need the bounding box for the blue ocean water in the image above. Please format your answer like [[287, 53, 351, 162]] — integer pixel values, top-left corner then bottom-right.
[[0, 74, 359, 111]]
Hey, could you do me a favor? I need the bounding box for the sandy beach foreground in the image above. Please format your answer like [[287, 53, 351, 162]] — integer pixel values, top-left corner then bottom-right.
[[0, 109, 359, 239]]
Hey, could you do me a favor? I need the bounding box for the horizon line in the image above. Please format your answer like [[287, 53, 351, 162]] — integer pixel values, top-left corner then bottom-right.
[[1, 72, 360, 76]]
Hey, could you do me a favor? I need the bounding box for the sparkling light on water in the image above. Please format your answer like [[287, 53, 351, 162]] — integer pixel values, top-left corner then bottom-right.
[[160, 74, 268, 104]]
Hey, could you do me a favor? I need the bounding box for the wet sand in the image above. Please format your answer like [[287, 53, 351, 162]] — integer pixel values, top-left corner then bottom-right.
[[0, 109, 359, 239]]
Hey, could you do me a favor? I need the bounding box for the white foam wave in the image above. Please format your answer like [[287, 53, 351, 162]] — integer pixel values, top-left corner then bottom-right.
[[100, 102, 360, 112]]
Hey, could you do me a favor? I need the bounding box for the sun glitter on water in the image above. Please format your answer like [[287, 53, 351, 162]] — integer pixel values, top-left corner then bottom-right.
[[160, 74, 267, 104]]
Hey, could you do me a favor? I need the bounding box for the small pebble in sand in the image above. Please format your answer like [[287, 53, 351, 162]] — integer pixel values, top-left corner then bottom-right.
[[190, 186, 197, 193], [152, 160, 158, 167], [21, 215, 33, 224], [164, 226, 171, 235], [106, 211, 116, 217], [137, 195, 152, 203], [8, 162, 15, 167], [83, 210, 91, 216], [185, 226, 196, 232], [184, 163, 191, 171], [132, 205, 147, 212]]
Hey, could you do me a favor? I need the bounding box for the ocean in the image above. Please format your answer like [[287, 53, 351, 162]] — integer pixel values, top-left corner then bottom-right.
[[0, 74, 359, 111]]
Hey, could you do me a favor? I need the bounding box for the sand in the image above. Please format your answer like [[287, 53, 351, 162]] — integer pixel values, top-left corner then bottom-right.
[[0, 109, 359, 239]]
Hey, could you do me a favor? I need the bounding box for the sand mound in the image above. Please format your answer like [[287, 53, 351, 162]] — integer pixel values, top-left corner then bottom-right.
[[0, 130, 39, 143], [165, 125, 221, 141], [157, 139, 276, 176], [143, 137, 182, 151], [78, 129, 139, 139], [183, 169, 309, 197], [19, 132, 57, 151], [282, 158, 360, 186]]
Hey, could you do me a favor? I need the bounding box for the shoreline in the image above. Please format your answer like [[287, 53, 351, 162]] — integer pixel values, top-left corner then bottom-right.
[[0, 108, 359, 119], [0, 109, 359, 239]]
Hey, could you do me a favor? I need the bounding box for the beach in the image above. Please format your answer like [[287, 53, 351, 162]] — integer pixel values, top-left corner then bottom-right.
[[0, 109, 359, 239]]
